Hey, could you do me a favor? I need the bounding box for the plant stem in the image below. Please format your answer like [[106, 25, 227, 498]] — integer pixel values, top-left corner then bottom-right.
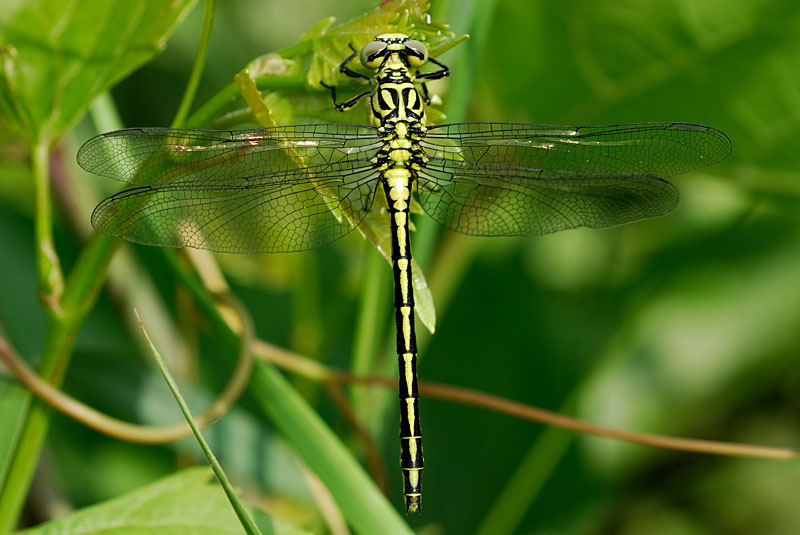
[[171, 0, 216, 128], [0, 233, 118, 532], [0, 95, 121, 530], [184, 74, 306, 129], [32, 141, 63, 307], [0, 140, 60, 531]]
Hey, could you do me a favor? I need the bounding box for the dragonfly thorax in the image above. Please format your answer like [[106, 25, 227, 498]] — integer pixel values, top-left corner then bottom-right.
[[369, 59, 426, 127], [368, 81, 426, 128], [358, 34, 430, 129]]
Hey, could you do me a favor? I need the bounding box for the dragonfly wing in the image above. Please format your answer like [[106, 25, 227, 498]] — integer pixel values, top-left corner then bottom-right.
[[77, 124, 382, 184], [417, 121, 729, 236], [422, 122, 731, 178], [416, 159, 679, 236], [91, 161, 381, 253], [80, 124, 383, 253]]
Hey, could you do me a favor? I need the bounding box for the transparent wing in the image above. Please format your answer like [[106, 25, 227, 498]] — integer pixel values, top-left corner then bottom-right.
[[422, 122, 731, 178], [417, 162, 679, 236], [78, 125, 383, 253], [78, 124, 382, 183], [417, 122, 730, 236]]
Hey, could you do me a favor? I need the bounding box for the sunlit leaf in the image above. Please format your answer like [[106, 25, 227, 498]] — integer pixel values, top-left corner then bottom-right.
[[0, 0, 196, 144], [17, 467, 309, 535]]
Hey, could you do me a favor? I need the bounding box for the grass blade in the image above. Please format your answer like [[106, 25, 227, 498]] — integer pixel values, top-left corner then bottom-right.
[[135, 309, 262, 535]]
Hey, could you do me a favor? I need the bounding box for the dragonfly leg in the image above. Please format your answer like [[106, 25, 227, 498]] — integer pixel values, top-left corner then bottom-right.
[[339, 43, 370, 82], [416, 57, 449, 105], [415, 57, 450, 82], [320, 44, 372, 112], [419, 79, 432, 106], [320, 82, 371, 112]]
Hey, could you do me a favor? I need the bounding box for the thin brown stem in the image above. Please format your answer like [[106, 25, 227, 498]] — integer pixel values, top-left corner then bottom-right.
[[323, 382, 391, 497], [0, 290, 253, 444], [251, 340, 800, 461]]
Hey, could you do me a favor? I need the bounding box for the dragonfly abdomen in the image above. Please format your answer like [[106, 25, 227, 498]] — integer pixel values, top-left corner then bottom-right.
[[382, 165, 423, 513]]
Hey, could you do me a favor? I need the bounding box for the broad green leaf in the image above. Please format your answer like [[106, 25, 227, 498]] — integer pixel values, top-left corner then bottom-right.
[[0, 0, 196, 145], [17, 467, 309, 535]]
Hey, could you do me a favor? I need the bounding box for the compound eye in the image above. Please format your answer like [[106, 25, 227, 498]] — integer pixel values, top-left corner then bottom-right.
[[404, 39, 428, 67], [360, 40, 387, 68]]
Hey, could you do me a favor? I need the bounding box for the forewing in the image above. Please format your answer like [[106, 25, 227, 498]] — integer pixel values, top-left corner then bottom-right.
[[77, 124, 381, 184], [422, 122, 731, 178], [417, 122, 728, 236]]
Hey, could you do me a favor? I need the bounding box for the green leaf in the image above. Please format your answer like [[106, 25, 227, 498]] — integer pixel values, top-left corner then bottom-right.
[[17, 467, 308, 535], [305, 0, 457, 89], [0, 0, 196, 145]]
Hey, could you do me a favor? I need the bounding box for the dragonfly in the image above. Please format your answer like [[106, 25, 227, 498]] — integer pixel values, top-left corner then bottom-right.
[[77, 33, 731, 513]]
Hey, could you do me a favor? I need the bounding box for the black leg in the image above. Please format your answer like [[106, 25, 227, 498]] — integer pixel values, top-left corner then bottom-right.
[[320, 43, 372, 112], [340, 43, 370, 82], [320, 81, 371, 112], [419, 78, 432, 105], [415, 57, 450, 82]]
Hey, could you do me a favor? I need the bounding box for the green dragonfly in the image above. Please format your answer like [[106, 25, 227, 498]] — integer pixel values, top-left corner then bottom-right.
[[77, 33, 731, 513]]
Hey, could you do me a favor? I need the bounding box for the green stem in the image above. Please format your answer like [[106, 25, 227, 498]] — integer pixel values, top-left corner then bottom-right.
[[0, 323, 69, 532], [32, 141, 63, 307], [0, 75, 126, 533], [184, 74, 306, 129], [0, 234, 118, 532], [171, 0, 216, 128], [0, 140, 61, 532]]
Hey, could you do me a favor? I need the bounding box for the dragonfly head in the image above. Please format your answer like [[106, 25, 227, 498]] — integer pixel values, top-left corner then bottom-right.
[[360, 34, 429, 70]]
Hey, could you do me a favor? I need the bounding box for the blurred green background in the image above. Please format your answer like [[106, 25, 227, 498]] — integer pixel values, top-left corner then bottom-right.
[[2, 0, 800, 533]]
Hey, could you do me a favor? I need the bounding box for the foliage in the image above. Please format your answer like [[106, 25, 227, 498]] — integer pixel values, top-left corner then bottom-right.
[[0, 1, 196, 145], [17, 468, 308, 535]]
